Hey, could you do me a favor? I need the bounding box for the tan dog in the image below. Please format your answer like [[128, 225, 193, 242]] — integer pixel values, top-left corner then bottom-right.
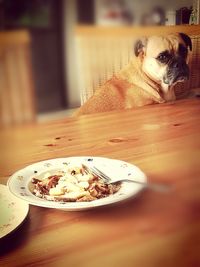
[[74, 33, 192, 116]]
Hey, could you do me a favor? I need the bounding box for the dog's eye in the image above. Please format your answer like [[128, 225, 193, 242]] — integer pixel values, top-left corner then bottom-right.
[[158, 55, 167, 60], [156, 52, 170, 63]]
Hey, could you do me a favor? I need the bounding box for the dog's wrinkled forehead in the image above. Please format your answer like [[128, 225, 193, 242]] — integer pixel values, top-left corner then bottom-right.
[[134, 33, 192, 59], [146, 35, 186, 57]]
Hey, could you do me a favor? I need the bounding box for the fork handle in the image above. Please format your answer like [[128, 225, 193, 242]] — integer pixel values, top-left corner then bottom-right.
[[122, 179, 172, 193], [83, 164, 171, 193]]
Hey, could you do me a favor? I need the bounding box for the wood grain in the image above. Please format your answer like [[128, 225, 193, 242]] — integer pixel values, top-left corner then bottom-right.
[[75, 25, 200, 37], [0, 30, 30, 45], [0, 98, 200, 267], [0, 30, 36, 127]]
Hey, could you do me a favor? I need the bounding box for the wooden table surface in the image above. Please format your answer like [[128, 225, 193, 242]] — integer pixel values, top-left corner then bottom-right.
[[0, 98, 200, 267]]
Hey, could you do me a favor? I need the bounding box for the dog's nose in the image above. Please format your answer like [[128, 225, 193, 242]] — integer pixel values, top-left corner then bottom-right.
[[173, 62, 179, 68], [172, 57, 187, 70], [167, 57, 189, 85]]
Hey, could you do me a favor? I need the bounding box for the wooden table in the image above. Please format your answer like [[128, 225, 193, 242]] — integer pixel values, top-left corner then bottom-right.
[[0, 98, 200, 267]]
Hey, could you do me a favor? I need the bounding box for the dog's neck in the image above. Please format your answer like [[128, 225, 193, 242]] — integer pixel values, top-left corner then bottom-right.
[[160, 82, 176, 101], [143, 71, 176, 102], [118, 58, 176, 102], [118, 58, 164, 103]]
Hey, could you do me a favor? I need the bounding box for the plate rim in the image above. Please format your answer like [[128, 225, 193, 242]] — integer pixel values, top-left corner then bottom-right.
[[7, 156, 147, 211], [0, 184, 29, 239]]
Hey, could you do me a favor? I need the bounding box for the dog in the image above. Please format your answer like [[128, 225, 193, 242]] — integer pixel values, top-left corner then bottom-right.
[[74, 33, 192, 116]]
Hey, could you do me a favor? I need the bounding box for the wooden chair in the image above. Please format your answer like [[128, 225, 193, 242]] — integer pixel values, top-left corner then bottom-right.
[[75, 25, 200, 105], [0, 30, 36, 127]]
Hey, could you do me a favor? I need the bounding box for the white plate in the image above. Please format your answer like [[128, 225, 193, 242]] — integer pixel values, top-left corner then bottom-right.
[[7, 157, 147, 211], [0, 184, 29, 238]]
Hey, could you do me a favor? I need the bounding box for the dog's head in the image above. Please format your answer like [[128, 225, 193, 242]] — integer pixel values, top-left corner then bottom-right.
[[134, 33, 192, 86]]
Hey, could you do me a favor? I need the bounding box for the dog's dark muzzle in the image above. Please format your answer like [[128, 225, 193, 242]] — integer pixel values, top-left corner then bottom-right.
[[163, 57, 189, 85]]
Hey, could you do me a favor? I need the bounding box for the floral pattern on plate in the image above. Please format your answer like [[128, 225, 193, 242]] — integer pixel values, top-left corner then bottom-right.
[[0, 184, 29, 238], [7, 157, 147, 211]]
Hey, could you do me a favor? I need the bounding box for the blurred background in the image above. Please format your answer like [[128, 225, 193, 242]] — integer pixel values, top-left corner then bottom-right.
[[0, 0, 199, 126]]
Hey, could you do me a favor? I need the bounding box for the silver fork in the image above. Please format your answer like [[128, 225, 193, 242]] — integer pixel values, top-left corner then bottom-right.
[[82, 164, 172, 193]]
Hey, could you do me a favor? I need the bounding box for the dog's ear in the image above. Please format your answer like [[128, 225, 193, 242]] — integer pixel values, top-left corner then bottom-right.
[[134, 38, 147, 57], [179, 33, 192, 51]]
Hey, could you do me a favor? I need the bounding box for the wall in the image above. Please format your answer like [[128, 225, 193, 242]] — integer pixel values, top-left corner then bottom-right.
[[63, 0, 81, 108], [63, 0, 197, 109], [95, 0, 194, 25]]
